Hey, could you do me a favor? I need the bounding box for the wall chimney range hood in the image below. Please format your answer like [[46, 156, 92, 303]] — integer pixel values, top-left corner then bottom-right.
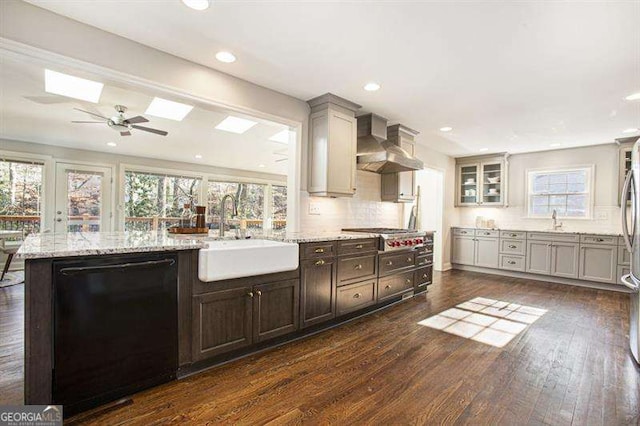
[[356, 113, 424, 173]]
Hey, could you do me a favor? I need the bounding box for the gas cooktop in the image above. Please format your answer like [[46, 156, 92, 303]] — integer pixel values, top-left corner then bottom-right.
[[342, 228, 430, 251], [342, 228, 418, 234]]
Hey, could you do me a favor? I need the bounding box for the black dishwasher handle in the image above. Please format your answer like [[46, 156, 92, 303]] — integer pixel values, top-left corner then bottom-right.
[[59, 258, 176, 276]]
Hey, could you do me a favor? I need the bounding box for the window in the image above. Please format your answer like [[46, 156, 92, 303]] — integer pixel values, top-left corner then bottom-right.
[[527, 167, 592, 219], [0, 159, 44, 235], [124, 170, 201, 230], [271, 185, 287, 230]]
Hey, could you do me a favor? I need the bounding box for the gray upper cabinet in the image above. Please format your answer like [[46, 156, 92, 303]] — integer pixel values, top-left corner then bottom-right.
[[452, 235, 475, 265], [579, 244, 618, 284], [381, 125, 418, 203], [550, 242, 579, 279], [474, 237, 499, 268], [307, 93, 361, 197], [455, 153, 509, 207]]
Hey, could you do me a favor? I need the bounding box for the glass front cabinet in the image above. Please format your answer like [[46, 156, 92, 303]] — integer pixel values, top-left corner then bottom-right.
[[455, 154, 508, 207]]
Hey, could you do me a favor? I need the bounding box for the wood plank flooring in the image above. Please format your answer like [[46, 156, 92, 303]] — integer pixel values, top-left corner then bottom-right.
[[1, 271, 639, 425]]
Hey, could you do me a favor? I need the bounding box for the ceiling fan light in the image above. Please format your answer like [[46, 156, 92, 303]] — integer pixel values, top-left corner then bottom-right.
[[44, 69, 103, 103]]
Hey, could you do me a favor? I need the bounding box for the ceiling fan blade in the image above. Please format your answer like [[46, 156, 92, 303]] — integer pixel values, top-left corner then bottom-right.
[[132, 125, 168, 136], [71, 121, 104, 123], [120, 131, 132, 136], [125, 115, 149, 124], [73, 108, 109, 120]]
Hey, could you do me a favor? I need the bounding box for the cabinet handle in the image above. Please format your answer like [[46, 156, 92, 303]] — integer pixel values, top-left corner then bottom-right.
[[353, 293, 361, 299], [256, 290, 262, 297], [508, 261, 516, 265], [422, 274, 428, 278], [385, 285, 392, 289], [315, 259, 325, 266], [596, 238, 604, 242], [354, 264, 363, 270], [484, 232, 490, 235], [314, 248, 325, 253], [419, 260, 427, 266], [509, 245, 517, 249], [386, 261, 393, 266], [407, 257, 412, 262], [400, 193, 404, 196], [355, 244, 363, 249], [247, 291, 254, 298], [406, 279, 412, 284], [510, 234, 517, 237]]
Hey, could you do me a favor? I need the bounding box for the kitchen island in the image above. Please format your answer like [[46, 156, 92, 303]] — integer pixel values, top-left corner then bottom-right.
[[17, 229, 434, 417]]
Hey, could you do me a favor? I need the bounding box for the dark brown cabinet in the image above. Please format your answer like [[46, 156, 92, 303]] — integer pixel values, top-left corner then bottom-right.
[[336, 280, 377, 316], [192, 287, 253, 361], [378, 271, 414, 301], [300, 257, 337, 328], [379, 251, 416, 276], [253, 279, 299, 343], [337, 253, 377, 285]]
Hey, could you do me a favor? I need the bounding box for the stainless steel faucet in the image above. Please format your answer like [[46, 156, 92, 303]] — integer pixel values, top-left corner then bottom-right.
[[551, 209, 563, 230], [219, 194, 238, 237]]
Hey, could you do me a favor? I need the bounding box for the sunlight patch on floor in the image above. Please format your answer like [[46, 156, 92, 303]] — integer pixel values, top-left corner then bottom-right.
[[417, 297, 547, 347]]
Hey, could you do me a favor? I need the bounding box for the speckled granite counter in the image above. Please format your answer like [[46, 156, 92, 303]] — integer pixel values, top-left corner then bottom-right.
[[452, 226, 623, 237], [16, 230, 382, 259], [16, 231, 207, 259]]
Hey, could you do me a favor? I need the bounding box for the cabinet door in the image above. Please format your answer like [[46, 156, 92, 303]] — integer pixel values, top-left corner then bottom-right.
[[253, 279, 299, 343], [327, 110, 357, 196], [300, 257, 337, 328], [474, 237, 499, 268], [192, 287, 253, 361], [457, 163, 480, 206], [397, 136, 416, 201], [480, 161, 504, 206], [526, 241, 551, 275], [579, 244, 618, 284], [452, 236, 475, 265], [551, 242, 579, 279]]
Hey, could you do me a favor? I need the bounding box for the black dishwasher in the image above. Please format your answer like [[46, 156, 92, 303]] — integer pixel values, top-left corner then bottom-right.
[[53, 253, 178, 415]]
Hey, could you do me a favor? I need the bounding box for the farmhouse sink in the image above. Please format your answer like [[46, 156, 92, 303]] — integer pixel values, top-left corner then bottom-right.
[[198, 239, 299, 282]]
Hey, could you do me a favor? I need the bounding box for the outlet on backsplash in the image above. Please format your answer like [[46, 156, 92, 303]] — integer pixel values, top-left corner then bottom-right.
[[309, 202, 321, 215]]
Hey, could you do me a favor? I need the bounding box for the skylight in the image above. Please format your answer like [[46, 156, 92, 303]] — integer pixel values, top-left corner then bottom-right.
[[418, 297, 547, 348], [44, 69, 104, 103], [269, 129, 291, 144], [215, 116, 257, 134], [145, 97, 194, 121]]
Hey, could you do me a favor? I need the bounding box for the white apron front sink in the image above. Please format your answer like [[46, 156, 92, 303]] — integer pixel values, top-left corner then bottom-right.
[[198, 239, 299, 282]]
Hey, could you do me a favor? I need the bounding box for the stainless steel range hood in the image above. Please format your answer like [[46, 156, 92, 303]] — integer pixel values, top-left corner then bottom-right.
[[356, 113, 424, 173]]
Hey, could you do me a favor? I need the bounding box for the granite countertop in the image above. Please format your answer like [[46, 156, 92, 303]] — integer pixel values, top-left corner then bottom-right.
[[16, 231, 208, 259], [452, 226, 622, 237]]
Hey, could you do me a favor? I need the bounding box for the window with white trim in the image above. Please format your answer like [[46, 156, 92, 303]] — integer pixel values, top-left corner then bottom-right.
[[0, 158, 44, 235], [527, 167, 592, 219]]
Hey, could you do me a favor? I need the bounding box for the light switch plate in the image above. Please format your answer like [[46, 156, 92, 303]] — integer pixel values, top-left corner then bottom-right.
[[309, 202, 321, 215]]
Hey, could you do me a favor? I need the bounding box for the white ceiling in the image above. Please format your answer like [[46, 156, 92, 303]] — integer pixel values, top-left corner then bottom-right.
[[24, 0, 640, 156], [0, 56, 290, 175]]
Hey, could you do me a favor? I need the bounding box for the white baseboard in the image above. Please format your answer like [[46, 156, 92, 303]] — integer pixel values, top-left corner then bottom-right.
[[439, 262, 452, 272], [452, 263, 631, 293]]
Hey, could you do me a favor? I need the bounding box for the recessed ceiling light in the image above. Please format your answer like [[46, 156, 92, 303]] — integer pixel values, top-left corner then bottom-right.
[[625, 92, 640, 101], [364, 82, 380, 92], [258, 164, 266, 168], [550, 143, 562, 147], [106, 142, 117, 147], [215, 51, 236, 63], [479, 148, 489, 152], [44, 69, 103, 103], [181, 0, 210, 10], [439, 127, 453, 132], [195, 154, 203, 159], [215, 116, 257, 134], [623, 128, 639, 134], [145, 97, 193, 121], [269, 129, 291, 144]]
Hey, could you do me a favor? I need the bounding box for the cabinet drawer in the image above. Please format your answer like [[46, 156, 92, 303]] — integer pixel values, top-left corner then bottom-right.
[[416, 254, 433, 267], [453, 228, 475, 237], [337, 238, 378, 255], [378, 271, 414, 301], [415, 266, 433, 288], [423, 233, 434, 245], [500, 239, 526, 255], [300, 242, 337, 259], [379, 251, 416, 275], [618, 246, 630, 266], [415, 245, 433, 256], [499, 254, 525, 272], [580, 235, 617, 246], [500, 230, 526, 240], [337, 254, 377, 286], [336, 280, 376, 316], [475, 229, 499, 238], [527, 232, 580, 243]]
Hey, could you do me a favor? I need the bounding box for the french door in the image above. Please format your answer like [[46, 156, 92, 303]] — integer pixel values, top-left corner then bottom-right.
[[54, 163, 113, 233]]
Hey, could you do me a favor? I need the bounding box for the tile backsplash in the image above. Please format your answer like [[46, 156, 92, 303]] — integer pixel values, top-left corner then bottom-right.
[[299, 171, 404, 232]]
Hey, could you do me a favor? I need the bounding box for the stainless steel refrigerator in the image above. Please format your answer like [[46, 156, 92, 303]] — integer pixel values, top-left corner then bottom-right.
[[620, 140, 640, 364]]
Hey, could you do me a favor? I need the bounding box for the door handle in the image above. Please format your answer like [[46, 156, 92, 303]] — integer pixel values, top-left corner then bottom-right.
[[59, 258, 175, 275], [621, 169, 634, 253], [621, 274, 639, 291]]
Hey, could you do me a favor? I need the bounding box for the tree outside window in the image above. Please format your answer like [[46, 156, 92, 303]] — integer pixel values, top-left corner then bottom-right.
[[0, 159, 43, 235]]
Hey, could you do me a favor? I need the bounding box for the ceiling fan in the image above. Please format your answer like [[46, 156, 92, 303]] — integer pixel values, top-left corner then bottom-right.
[[72, 105, 168, 136]]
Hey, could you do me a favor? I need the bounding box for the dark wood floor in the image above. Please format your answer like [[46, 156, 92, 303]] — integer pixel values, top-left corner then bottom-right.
[[2, 271, 639, 425]]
